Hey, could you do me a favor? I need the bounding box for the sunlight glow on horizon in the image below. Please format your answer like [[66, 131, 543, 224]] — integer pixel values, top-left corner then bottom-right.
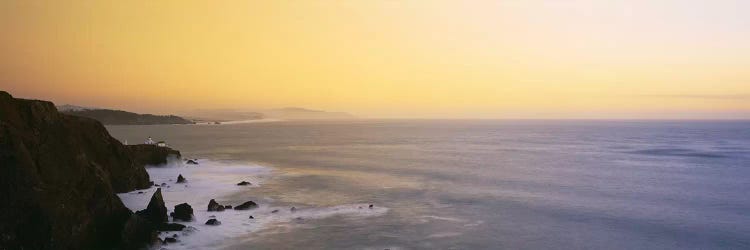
[[1, 0, 749, 119]]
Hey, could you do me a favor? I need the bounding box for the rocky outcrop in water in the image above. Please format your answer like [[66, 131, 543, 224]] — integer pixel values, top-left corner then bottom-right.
[[0, 91, 157, 249], [234, 201, 259, 210], [135, 189, 168, 224], [176, 174, 187, 183], [172, 203, 194, 221], [208, 199, 226, 212]]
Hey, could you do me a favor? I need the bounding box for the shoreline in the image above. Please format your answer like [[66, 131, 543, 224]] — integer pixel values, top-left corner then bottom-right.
[[118, 159, 387, 249]]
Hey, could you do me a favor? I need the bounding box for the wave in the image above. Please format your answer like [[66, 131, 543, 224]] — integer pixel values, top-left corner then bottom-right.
[[628, 148, 726, 158]]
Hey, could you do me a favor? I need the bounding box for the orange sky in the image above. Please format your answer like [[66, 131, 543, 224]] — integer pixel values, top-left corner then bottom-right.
[[1, 0, 749, 119]]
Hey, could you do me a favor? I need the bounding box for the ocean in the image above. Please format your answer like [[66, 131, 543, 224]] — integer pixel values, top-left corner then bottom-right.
[[109, 120, 750, 250]]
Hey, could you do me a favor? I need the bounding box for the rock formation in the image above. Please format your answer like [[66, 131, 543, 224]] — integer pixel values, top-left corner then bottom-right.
[[0, 91, 174, 249], [208, 199, 226, 212], [172, 203, 194, 221], [234, 201, 259, 210], [135, 189, 168, 224]]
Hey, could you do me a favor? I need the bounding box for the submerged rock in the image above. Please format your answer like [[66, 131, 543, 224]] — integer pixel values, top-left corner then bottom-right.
[[237, 181, 251, 186], [249, 215, 254, 219], [135, 189, 168, 223], [290, 207, 297, 212], [234, 201, 258, 210], [205, 219, 221, 225], [208, 199, 226, 212], [176, 174, 187, 183], [225, 205, 233, 209], [369, 204, 374, 209], [164, 237, 178, 243], [186, 159, 199, 165], [172, 203, 194, 221], [271, 210, 279, 213]]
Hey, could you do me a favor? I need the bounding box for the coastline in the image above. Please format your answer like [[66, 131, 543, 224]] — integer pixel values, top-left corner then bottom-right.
[[118, 159, 387, 249]]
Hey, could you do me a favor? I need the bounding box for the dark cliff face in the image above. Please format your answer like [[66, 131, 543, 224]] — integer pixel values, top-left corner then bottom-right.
[[0, 91, 156, 249]]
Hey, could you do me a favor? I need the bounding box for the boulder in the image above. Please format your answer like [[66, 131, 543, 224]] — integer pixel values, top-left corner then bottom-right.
[[237, 181, 251, 186], [208, 199, 225, 212], [205, 219, 221, 225], [172, 203, 194, 221], [135, 189, 168, 223], [234, 201, 259, 210], [176, 174, 187, 183]]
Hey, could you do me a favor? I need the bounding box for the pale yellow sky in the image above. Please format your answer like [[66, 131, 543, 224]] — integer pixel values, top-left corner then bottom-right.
[[1, 0, 749, 119]]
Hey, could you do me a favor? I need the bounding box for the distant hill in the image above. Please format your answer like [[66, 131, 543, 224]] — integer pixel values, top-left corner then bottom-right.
[[57, 104, 96, 112], [182, 109, 264, 123], [60, 107, 193, 125], [264, 107, 356, 120]]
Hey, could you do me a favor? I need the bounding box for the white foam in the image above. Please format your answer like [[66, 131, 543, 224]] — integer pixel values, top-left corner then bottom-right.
[[118, 159, 387, 249]]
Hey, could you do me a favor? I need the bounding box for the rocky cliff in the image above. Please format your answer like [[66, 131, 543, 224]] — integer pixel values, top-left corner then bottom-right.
[[0, 91, 170, 249]]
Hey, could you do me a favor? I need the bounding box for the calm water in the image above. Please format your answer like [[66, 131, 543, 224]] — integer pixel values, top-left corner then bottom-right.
[[108, 120, 750, 250]]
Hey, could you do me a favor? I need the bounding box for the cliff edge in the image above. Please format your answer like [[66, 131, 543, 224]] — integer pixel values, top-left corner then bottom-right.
[[0, 91, 166, 249]]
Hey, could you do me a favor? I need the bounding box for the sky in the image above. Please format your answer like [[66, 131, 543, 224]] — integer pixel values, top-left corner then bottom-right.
[[1, 0, 749, 119]]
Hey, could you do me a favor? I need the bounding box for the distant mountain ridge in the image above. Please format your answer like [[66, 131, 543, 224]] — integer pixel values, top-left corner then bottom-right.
[[264, 107, 356, 120], [58, 105, 193, 125]]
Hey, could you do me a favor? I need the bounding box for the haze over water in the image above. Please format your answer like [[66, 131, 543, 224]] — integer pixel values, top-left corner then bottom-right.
[[109, 120, 750, 249]]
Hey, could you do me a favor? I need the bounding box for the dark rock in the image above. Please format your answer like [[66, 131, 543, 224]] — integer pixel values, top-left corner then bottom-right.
[[158, 223, 186, 232], [0, 92, 182, 249], [271, 210, 279, 213], [236, 181, 251, 186], [234, 201, 259, 210], [225, 205, 233, 209], [172, 203, 194, 221], [138, 191, 144, 194], [120, 214, 159, 250], [208, 199, 225, 212], [205, 219, 221, 225], [176, 174, 186, 183], [369, 204, 374, 209], [135, 189, 168, 223], [164, 237, 178, 243], [127, 144, 181, 167], [186, 159, 199, 165], [249, 215, 254, 219]]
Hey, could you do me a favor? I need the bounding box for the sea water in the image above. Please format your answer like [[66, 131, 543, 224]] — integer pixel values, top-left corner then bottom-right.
[[109, 120, 750, 249]]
